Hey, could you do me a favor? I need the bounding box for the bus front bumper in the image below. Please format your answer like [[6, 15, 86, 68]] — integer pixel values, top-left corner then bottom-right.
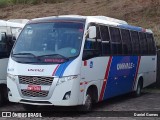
[[7, 77, 80, 106]]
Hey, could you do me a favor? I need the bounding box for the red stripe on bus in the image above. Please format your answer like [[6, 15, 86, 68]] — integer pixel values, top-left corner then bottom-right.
[[99, 57, 112, 101], [84, 60, 87, 66], [132, 56, 141, 90], [52, 65, 60, 76]]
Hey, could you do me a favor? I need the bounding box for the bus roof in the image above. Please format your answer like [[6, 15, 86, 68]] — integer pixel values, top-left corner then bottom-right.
[[118, 24, 153, 33], [118, 24, 143, 32], [60, 15, 128, 24], [0, 20, 25, 28], [30, 15, 153, 34], [8, 19, 29, 24]]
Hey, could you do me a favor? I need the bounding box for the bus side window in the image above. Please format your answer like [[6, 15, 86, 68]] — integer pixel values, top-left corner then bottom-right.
[[0, 33, 8, 58], [130, 31, 140, 55], [139, 32, 148, 55], [109, 27, 122, 55], [84, 38, 96, 50], [99, 25, 111, 56], [146, 33, 156, 55], [83, 25, 101, 60], [121, 29, 132, 55], [11, 27, 22, 39], [96, 25, 102, 54]]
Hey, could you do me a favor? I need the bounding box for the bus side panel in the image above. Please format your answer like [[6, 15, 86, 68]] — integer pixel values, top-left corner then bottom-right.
[[80, 57, 110, 103], [0, 58, 8, 82], [102, 56, 139, 100], [138, 56, 157, 87]]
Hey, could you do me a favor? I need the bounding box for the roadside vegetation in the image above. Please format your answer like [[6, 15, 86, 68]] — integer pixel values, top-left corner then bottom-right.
[[0, 0, 160, 87], [0, 0, 159, 45], [0, 0, 65, 7]]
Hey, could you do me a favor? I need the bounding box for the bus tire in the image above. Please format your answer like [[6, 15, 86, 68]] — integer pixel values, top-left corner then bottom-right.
[[2, 86, 8, 103], [78, 90, 92, 112], [134, 80, 143, 97], [22, 104, 38, 111], [0, 91, 3, 107]]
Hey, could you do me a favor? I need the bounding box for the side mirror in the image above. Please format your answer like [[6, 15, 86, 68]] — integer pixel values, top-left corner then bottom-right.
[[0, 32, 7, 42], [89, 26, 96, 39]]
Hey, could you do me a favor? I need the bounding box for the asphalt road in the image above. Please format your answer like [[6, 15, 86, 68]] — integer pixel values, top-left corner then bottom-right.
[[0, 90, 160, 120]]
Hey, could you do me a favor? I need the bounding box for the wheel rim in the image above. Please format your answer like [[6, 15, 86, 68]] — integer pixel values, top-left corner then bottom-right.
[[85, 95, 92, 110], [137, 84, 141, 95]]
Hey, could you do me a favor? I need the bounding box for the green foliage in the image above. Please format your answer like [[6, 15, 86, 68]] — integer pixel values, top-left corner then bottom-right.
[[0, 0, 65, 6], [0, 0, 8, 8], [6, 0, 65, 5], [10, 0, 38, 4]]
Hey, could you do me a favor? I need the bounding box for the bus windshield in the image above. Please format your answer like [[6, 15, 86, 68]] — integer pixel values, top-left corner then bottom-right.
[[12, 22, 84, 64]]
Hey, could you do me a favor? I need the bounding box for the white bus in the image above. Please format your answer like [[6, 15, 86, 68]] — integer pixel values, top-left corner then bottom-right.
[[8, 19, 29, 24], [7, 15, 157, 111], [0, 20, 25, 106]]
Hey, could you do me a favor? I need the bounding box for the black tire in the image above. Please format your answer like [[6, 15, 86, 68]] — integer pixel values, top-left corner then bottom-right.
[[22, 104, 38, 111], [134, 80, 142, 97], [0, 86, 9, 106], [0, 91, 3, 107], [2, 86, 8, 103], [78, 90, 93, 112]]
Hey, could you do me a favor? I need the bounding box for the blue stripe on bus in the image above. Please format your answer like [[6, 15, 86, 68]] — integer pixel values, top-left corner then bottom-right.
[[103, 56, 139, 100], [54, 60, 73, 77], [118, 24, 142, 32]]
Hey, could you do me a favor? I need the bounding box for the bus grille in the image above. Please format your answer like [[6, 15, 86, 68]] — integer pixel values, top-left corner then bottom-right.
[[19, 76, 53, 85], [21, 89, 49, 97]]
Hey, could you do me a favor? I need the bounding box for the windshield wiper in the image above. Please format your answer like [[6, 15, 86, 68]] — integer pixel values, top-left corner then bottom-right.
[[12, 53, 37, 58], [37, 54, 69, 61]]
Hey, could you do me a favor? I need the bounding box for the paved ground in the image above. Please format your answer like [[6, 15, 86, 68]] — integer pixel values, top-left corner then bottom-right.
[[0, 89, 160, 120]]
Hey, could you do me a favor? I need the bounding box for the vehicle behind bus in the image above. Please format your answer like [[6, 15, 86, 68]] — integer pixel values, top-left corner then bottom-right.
[[0, 20, 25, 106], [7, 15, 157, 111]]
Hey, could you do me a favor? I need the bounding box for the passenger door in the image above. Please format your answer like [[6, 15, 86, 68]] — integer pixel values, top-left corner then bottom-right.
[[80, 24, 104, 103], [0, 33, 9, 81], [0, 32, 14, 81]]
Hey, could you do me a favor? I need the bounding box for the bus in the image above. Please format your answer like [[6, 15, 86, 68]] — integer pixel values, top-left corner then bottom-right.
[[7, 15, 157, 111], [0, 20, 25, 106], [8, 19, 29, 24]]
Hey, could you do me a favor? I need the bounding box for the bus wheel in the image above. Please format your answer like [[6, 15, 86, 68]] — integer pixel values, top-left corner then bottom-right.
[[78, 90, 92, 112], [2, 86, 8, 103], [0, 91, 3, 107], [134, 80, 143, 97], [22, 104, 38, 111]]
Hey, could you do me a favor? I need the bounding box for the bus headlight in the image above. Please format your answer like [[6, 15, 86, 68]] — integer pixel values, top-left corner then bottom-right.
[[7, 73, 16, 81], [56, 75, 78, 86]]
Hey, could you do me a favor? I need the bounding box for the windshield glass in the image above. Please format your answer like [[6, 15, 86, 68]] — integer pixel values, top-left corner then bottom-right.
[[12, 22, 84, 64]]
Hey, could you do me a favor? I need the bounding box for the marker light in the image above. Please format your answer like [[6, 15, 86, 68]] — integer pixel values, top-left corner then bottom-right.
[[7, 73, 16, 81], [56, 76, 78, 86]]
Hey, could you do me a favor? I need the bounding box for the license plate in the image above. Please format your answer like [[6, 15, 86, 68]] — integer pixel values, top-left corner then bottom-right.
[[27, 85, 41, 91]]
